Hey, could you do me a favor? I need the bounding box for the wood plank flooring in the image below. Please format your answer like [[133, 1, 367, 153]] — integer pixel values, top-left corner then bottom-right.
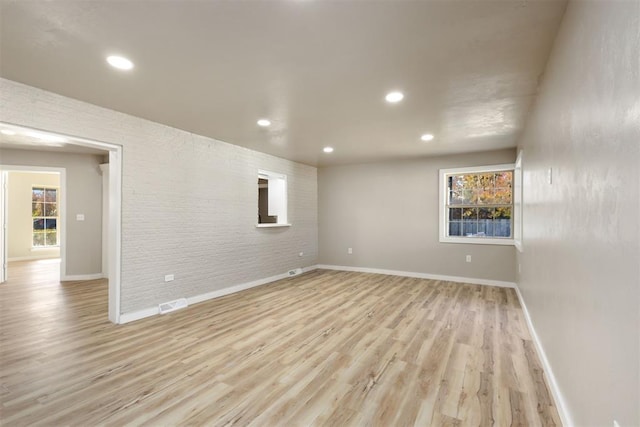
[[0, 259, 561, 426]]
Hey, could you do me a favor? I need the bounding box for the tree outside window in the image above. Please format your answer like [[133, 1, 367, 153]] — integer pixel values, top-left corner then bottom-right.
[[32, 187, 58, 247], [447, 171, 513, 238]]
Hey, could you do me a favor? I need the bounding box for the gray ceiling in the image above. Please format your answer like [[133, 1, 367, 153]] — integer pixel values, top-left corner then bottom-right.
[[0, 0, 567, 166]]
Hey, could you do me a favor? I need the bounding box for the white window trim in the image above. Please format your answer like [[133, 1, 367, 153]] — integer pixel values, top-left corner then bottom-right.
[[513, 150, 524, 252], [439, 163, 515, 246], [256, 169, 290, 227]]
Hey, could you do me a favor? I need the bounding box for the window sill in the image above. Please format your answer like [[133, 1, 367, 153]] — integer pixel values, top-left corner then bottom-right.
[[255, 223, 292, 228], [31, 246, 60, 251], [440, 237, 514, 246]]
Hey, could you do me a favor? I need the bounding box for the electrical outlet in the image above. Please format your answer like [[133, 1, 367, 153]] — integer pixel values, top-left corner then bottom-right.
[[299, 252, 304, 257], [466, 255, 471, 263], [164, 274, 174, 282], [348, 248, 353, 254], [76, 214, 85, 221]]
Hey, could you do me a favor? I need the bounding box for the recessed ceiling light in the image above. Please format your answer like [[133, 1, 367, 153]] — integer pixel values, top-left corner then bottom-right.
[[385, 91, 404, 103], [323, 147, 334, 153], [1, 130, 16, 135], [421, 133, 435, 141], [257, 119, 271, 127], [25, 131, 68, 143], [106, 55, 134, 70]]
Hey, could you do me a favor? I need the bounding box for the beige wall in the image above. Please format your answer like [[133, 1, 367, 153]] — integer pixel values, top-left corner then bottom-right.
[[1, 149, 104, 277], [7, 171, 60, 260], [318, 149, 517, 283], [516, 0, 639, 425]]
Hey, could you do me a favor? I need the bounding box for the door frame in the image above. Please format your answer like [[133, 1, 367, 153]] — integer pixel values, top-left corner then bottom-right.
[[1, 166, 66, 279], [0, 122, 123, 324]]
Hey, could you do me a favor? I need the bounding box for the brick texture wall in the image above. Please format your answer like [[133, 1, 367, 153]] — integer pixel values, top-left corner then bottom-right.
[[0, 78, 318, 314]]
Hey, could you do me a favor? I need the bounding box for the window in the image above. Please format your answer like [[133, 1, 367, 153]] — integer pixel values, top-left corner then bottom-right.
[[257, 170, 289, 227], [439, 164, 514, 245], [32, 186, 59, 247]]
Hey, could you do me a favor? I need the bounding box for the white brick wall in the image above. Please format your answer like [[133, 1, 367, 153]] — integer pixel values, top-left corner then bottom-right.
[[0, 78, 318, 314]]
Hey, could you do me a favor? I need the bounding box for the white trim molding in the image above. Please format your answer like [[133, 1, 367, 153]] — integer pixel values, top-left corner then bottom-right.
[[61, 273, 105, 281], [514, 286, 574, 427], [316, 264, 516, 288], [0, 164, 67, 280], [119, 265, 319, 324], [8, 255, 59, 262], [0, 122, 123, 325]]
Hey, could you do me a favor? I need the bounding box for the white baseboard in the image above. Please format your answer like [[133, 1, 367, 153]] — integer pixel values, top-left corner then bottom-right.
[[8, 255, 59, 262], [316, 264, 516, 288], [61, 273, 105, 281], [119, 306, 159, 324], [118, 265, 319, 325], [186, 265, 317, 306], [514, 286, 573, 426]]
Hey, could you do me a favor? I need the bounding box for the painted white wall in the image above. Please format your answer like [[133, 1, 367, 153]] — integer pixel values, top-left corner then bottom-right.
[[99, 163, 109, 278], [0, 78, 318, 315], [7, 171, 60, 260], [516, 1, 639, 425], [318, 149, 517, 283], [1, 149, 105, 276]]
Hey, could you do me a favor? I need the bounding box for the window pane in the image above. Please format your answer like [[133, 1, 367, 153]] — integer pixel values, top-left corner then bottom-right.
[[45, 231, 57, 246], [449, 191, 462, 205], [462, 188, 475, 204], [478, 173, 494, 189], [494, 188, 512, 204], [494, 220, 511, 237], [495, 207, 511, 219], [464, 174, 479, 189], [449, 175, 464, 192], [478, 220, 494, 237], [32, 188, 44, 202], [45, 218, 57, 230], [448, 221, 461, 236], [44, 203, 57, 217], [449, 208, 462, 220], [478, 207, 494, 219], [462, 207, 477, 220], [495, 171, 512, 188], [479, 185, 498, 204], [32, 203, 44, 217], [33, 218, 45, 230], [494, 207, 512, 237], [33, 232, 45, 246], [443, 169, 514, 241], [463, 221, 478, 236], [45, 188, 57, 202], [476, 221, 488, 237]]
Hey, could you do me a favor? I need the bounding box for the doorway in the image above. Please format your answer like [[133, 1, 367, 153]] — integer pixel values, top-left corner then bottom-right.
[[0, 122, 123, 323], [3, 169, 63, 283]]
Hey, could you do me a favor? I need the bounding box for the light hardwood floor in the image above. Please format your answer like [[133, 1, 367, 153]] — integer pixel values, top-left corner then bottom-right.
[[0, 259, 561, 426]]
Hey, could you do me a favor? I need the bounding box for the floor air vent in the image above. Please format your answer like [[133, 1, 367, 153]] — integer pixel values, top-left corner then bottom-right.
[[158, 298, 188, 314], [288, 268, 303, 276]]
